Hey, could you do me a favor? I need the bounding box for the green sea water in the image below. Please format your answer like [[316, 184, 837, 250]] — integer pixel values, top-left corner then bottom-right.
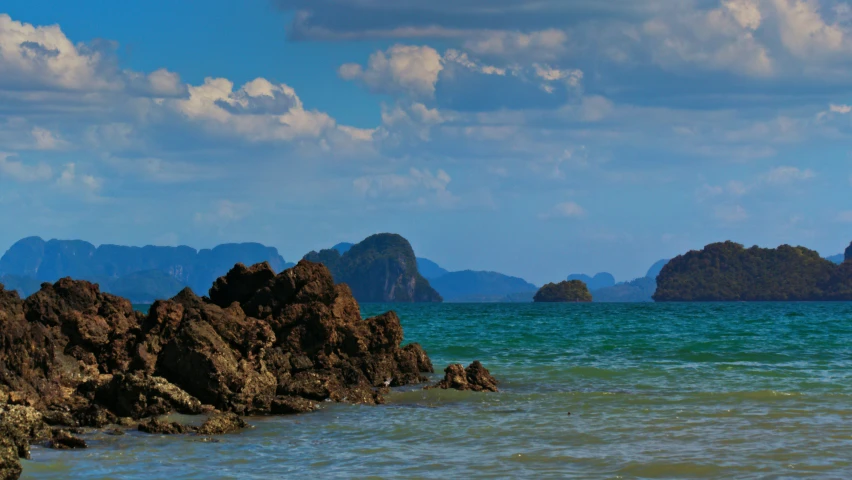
[[22, 303, 852, 479]]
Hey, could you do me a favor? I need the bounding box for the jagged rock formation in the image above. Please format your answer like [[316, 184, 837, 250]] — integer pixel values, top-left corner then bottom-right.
[[0, 260, 436, 477], [592, 277, 657, 303], [304, 233, 442, 303], [533, 281, 593, 303], [846, 242, 852, 263], [430, 362, 498, 392], [655, 241, 852, 301]]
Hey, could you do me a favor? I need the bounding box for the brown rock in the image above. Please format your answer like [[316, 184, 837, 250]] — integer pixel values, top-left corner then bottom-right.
[[0, 437, 21, 480], [47, 430, 87, 450], [430, 361, 499, 392], [137, 418, 194, 435], [270, 396, 318, 415], [196, 412, 248, 435], [0, 259, 436, 440], [94, 374, 202, 419]]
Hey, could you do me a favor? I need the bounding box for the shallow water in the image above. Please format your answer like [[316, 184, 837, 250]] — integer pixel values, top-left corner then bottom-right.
[[23, 303, 852, 478]]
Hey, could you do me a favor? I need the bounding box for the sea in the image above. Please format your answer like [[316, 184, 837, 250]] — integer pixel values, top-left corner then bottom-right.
[[21, 303, 852, 479]]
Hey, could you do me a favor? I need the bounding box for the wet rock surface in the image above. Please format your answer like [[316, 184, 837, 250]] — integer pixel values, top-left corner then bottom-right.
[[0, 260, 438, 477], [46, 430, 87, 450], [430, 361, 499, 392], [197, 412, 248, 435]]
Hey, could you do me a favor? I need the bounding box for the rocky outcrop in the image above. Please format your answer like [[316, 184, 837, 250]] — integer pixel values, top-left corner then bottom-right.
[[533, 281, 593, 303], [0, 259, 434, 471], [430, 361, 498, 392], [304, 233, 442, 303], [846, 242, 852, 263]]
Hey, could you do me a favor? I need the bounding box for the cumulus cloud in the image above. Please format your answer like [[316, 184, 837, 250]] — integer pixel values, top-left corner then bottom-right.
[[174, 77, 337, 141], [339, 45, 444, 98], [0, 14, 186, 97]]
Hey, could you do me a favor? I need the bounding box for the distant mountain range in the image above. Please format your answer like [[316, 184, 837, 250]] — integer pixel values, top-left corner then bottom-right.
[[0, 237, 294, 302], [565, 259, 670, 303], [567, 273, 615, 291]]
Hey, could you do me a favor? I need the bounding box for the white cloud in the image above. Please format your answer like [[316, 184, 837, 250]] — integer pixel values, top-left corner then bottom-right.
[[0, 14, 115, 91], [641, 3, 775, 77], [339, 45, 444, 98], [0, 152, 52, 182], [539, 201, 586, 219], [443, 49, 506, 75], [353, 167, 458, 207], [762, 165, 815, 184], [31, 126, 66, 150], [175, 77, 336, 141], [773, 0, 846, 58], [55, 163, 102, 193], [830, 103, 852, 114]]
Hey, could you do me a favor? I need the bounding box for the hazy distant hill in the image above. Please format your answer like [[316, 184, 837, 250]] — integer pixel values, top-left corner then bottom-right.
[[592, 277, 657, 303], [429, 270, 538, 302], [827, 254, 844, 264], [416, 258, 450, 280], [0, 236, 294, 302], [305, 233, 442, 303], [567, 272, 615, 291], [645, 259, 670, 279]]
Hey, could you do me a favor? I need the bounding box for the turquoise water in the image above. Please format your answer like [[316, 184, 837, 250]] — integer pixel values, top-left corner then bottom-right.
[[23, 303, 852, 478]]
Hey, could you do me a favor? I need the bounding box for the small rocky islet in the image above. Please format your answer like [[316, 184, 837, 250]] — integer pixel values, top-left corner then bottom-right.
[[533, 280, 593, 303], [0, 260, 497, 480]]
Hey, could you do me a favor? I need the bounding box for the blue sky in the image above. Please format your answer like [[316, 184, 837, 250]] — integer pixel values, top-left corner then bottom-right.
[[1, 0, 851, 285]]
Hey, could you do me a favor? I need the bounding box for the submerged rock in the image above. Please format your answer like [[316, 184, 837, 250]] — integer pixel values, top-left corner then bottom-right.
[[46, 430, 87, 450], [430, 361, 499, 393], [137, 418, 193, 435]]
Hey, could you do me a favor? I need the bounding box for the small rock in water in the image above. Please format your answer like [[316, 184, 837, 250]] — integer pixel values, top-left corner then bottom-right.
[[428, 361, 499, 392], [47, 430, 88, 450], [137, 418, 194, 435], [196, 413, 248, 436]]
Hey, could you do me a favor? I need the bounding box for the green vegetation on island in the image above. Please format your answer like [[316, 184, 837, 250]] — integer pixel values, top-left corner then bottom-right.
[[654, 241, 852, 301], [533, 280, 593, 303]]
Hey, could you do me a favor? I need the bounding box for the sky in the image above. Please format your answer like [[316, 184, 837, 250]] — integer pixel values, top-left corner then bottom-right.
[[1, 0, 851, 285]]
